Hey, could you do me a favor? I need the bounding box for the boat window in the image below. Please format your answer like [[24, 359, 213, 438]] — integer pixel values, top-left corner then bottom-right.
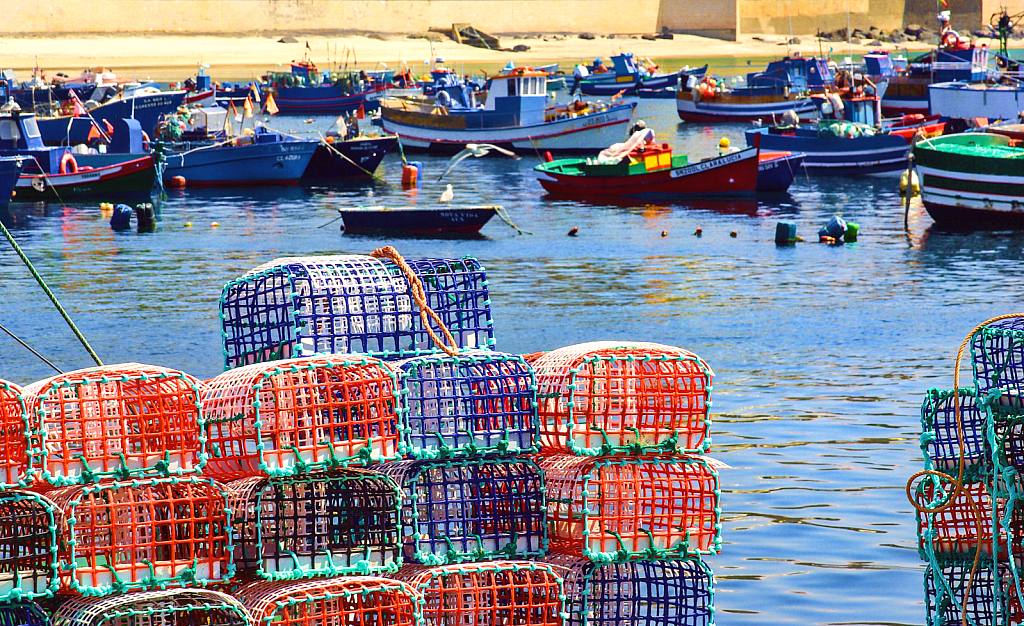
[[0, 120, 19, 142], [21, 117, 41, 140], [510, 78, 518, 97], [531, 77, 540, 94]]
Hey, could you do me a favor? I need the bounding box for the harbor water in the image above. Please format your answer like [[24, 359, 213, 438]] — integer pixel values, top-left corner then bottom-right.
[[2, 95, 1023, 625]]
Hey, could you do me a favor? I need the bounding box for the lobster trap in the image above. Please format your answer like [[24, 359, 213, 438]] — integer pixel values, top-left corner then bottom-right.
[[921, 388, 990, 479], [0, 491, 61, 601], [20, 364, 206, 486], [539, 454, 721, 561], [529, 341, 712, 456], [48, 589, 248, 626], [238, 577, 420, 626], [544, 554, 715, 626], [201, 354, 405, 480], [45, 477, 233, 594], [397, 351, 537, 458], [224, 469, 402, 579], [925, 556, 1007, 626], [0, 602, 50, 626], [393, 561, 566, 626], [972, 316, 1024, 417], [915, 479, 1005, 558], [220, 254, 495, 369], [0, 380, 30, 488], [373, 457, 546, 564]]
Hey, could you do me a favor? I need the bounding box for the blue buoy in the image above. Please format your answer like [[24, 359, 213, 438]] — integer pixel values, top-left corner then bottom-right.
[[110, 204, 133, 231]]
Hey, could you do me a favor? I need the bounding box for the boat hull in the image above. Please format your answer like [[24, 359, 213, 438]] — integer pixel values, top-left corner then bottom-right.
[[340, 206, 496, 233], [747, 128, 913, 175], [927, 81, 1024, 121], [13, 156, 155, 201], [0, 157, 24, 211], [270, 86, 387, 115], [162, 140, 318, 187], [36, 91, 186, 139], [381, 103, 636, 153], [757, 151, 805, 192], [535, 147, 759, 199], [302, 135, 398, 179], [579, 72, 682, 96], [677, 95, 817, 123]]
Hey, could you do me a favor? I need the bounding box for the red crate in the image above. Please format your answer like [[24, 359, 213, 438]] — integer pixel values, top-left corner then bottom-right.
[[45, 477, 233, 594], [393, 561, 566, 626], [528, 342, 712, 455], [49, 589, 249, 626], [538, 454, 721, 560], [238, 577, 420, 626], [20, 364, 206, 485], [0, 379, 31, 487], [202, 355, 404, 480]]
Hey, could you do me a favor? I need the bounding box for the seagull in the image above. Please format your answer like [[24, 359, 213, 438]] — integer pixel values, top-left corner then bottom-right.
[[440, 184, 454, 204], [437, 143, 520, 181]]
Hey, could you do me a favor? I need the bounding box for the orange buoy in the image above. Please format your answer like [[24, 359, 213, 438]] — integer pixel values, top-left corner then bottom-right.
[[544, 151, 554, 162], [401, 164, 418, 187], [167, 176, 187, 188]]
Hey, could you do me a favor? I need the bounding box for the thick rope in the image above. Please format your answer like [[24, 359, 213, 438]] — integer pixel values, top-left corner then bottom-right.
[[0, 218, 103, 366], [906, 313, 1024, 626], [370, 246, 460, 357]]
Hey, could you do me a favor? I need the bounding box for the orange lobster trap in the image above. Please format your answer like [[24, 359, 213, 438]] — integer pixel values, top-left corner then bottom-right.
[[528, 342, 712, 456], [539, 454, 721, 561], [20, 364, 207, 486], [45, 476, 234, 594], [201, 354, 405, 480], [224, 469, 402, 580], [543, 553, 715, 626], [915, 479, 1007, 558], [392, 561, 566, 626], [238, 577, 421, 626], [0, 379, 31, 487], [48, 589, 248, 626], [0, 490, 60, 601]]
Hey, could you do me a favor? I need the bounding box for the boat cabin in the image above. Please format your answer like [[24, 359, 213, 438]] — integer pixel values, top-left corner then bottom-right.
[[0, 109, 82, 174], [609, 53, 644, 79], [811, 92, 881, 126], [748, 56, 834, 93], [477, 69, 548, 125]]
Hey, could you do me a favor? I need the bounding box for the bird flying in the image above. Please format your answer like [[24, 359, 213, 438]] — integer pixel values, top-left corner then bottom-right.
[[437, 143, 520, 181], [440, 184, 454, 204]]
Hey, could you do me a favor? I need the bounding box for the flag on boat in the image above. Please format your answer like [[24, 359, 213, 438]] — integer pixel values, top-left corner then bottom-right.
[[70, 90, 86, 116], [250, 83, 261, 103], [265, 93, 279, 115], [357, 104, 365, 120], [87, 124, 100, 141], [243, 97, 253, 119]]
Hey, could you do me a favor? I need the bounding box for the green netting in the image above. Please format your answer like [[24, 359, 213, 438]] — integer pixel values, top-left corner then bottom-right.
[[929, 143, 1024, 159]]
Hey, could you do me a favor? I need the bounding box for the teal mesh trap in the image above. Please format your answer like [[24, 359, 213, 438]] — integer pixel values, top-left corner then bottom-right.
[[45, 476, 233, 594], [238, 577, 421, 626], [20, 363, 207, 486], [219, 254, 494, 369], [920, 388, 989, 478], [0, 602, 50, 626], [0, 490, 60, 601], [392, 561, 566, 626], [224, 469, 402, 579], [528, 342, 712, 456], [373, 457, 546, 564], [925, 556, 1007, 626], [971, 317, 1024, 416], [396, 351, 537, 458], [539, 454, 721, 561], [0, 380, 31, 488], [201, 354, 405, 480], [49, 589, 248, 626], [544, 553, 715, 626]]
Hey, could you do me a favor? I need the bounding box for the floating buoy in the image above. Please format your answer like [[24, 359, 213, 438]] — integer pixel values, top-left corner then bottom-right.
[[661, 230, 668, 237], [401, 164, 419, 187], [819, 235, 836, 244], [568, 226, 579, 237], [730, 230, 738, 238], [818, 215, 847, 240], [844, 222, 859, 243], [775, 221, 798, 245], [184, 222, 193, 227], [544, 151, 554, 163], [694, 228, 702, 237], [167, 176, 187, 188], [210, 222, 221, 227], [899, 169, 920, 197]]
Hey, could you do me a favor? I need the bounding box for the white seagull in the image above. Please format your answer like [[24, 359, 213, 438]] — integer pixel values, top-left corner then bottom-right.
[[439, 184, 454, 204], [437, 143, 520, 181]]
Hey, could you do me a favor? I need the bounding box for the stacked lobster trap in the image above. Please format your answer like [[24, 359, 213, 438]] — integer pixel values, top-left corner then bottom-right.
[[532, 341, 722, 626], [913, 316, 1024, 626]]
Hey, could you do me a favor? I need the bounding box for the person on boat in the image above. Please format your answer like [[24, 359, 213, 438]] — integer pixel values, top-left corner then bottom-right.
[[592, 58, 609, 74]]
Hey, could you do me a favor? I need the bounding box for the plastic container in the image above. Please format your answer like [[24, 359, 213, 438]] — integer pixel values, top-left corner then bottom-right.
[[775, 221, 797, 245], [844, 221, 859, 242]]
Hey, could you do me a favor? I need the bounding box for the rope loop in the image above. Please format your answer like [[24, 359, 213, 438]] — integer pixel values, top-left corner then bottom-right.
[[371, 246, 461, 357]]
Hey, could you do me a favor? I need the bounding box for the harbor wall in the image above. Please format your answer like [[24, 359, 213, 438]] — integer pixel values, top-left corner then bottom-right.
[[739, 0, 986, 35]]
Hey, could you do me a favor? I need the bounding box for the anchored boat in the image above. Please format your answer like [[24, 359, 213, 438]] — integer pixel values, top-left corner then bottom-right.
[[338, 205, 498, 233]]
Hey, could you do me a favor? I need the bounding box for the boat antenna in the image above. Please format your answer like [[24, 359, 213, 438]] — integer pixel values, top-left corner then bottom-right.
[[847, 4, 852, 63], [787, 0, 794, 56]]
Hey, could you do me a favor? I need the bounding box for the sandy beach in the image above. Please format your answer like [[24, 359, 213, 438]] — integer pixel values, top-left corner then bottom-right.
[[0, 32, 966, 83]]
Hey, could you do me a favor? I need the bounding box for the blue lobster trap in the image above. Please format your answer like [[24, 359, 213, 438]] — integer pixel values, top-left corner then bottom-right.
[[395, 351, 537, 458], [920, 388, 989, 479], [972, 316, 1024, 417], [373, 457, 546, 564], [0, 602, 50, 626], [220, 254, 494, 369], [544, 554, 715, 626], [48, 589, 249, 626], [925, 556, 1007, 626]]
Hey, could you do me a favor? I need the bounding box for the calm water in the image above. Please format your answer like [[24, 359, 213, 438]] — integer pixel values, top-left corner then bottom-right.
[[3, 96, 1024, 625]]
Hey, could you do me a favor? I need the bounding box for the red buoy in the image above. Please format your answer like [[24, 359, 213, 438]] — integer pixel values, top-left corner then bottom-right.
[[544, 151, 554, 162], [167, 176, 187, 188]]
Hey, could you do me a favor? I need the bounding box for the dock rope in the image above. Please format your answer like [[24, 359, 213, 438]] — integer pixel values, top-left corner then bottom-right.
[[493, 206, 532, 235], [370, 246, 460, 357], [0, 322, 62, 373]]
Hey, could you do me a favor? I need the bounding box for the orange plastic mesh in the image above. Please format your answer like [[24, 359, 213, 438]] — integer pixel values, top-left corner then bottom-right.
[[238, 577, 420, 626], [20, 364, 206, 485], [201, 355, 404, 480], [538, 454, 721, 560], [393, 561, 565, 626], [529, 342, 712, 455], [916, 480, 1006, 556], [0, 379, 31, 487], [45, 477, 233, 594]]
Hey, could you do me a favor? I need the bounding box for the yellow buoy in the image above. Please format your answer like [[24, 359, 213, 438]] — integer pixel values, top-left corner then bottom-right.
[[184, 222, 193, 227], [210, 222, 220, 228]]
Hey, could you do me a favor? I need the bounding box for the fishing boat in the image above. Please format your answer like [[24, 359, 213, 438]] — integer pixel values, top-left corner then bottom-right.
[[913, 133, 1024, 229], [534, 131, 759, 199], [745, 90, 945, 174], [338, 205, 497, 233], [926, 79, 1024, 121], [757, 151, 805, 191], [677, 56, 834, 123], [31, 86, 187, 141], [380, 67, 636, 153], [261, 57, 391, 115], [302, 127, 398, 180], [0, 156, 24, 211], [572, 53, 704, 97]]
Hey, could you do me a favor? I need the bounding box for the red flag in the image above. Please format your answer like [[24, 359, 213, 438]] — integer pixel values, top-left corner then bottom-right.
[[230, 100, 239, 118], [72, 99, 86, 116], [103, 120, 114, 135], [87, 124, 101, 141], [265, 92, 279, 115], [356, 104, 365, 120]]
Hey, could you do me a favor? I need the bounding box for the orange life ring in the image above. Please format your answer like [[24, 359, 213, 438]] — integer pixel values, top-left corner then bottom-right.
[[59, 153, 78, 175], [941, 30, 960, 48], [141, 131, 151, 152]]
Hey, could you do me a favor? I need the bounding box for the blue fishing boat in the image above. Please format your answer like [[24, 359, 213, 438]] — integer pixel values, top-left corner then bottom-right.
[[0, 156, 24, 211], [572, 53, 703, 97], [380, 68, 636, 153], [261, 58, 390, 115], [745, 91, 945, 174], [33, 88, 187, 142], [338, 205, 497, 233], [757, 151, 805, 191]]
